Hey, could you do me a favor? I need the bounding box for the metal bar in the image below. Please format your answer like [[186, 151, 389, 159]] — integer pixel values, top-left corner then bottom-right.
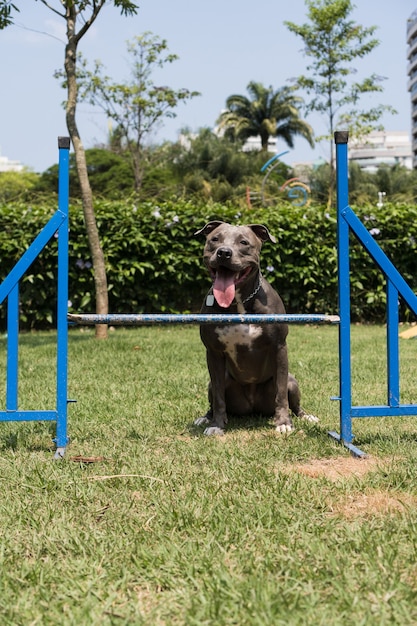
[[0, 210, 67, 305], [386, 280, 400, 407], [6, 283, 19, 411], [328, 431, 368, 458], [260, 151, 290, 172], [55, 137, 70, 452], [342, 205, 417, 315], [335, 131, 353, 445], [68, 313, 341, 326], [350, 404, 417, 418], [0, 410, 58, 422]]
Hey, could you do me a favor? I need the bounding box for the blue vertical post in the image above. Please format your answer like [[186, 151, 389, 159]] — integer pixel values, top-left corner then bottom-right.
[[334, 131, 353, 444], [54, 137, 70, 458], [386, 279, 400, 407], [6, 283, 19, 411]]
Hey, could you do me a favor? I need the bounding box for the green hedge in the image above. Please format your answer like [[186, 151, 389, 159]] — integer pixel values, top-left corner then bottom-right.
[[1, 199, 417, 330]]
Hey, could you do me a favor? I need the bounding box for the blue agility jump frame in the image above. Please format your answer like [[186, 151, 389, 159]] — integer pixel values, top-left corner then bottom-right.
[[0, 137, 70, 459], [328, 131, 417, 456], [1, 133, 417, 457]]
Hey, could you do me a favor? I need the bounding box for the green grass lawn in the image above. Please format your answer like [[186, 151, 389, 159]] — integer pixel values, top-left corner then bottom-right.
[[0, 324, 417, 625]]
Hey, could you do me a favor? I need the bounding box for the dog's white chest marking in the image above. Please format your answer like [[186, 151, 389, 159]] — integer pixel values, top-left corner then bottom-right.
[[215, 325, 263, 373]]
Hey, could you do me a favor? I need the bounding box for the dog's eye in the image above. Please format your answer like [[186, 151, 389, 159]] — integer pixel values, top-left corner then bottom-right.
[[211, 236, 219, 242], [240, 239, 249, 246]]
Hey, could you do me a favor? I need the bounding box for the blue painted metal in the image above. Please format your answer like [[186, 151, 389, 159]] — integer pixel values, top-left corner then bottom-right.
[[387, 280, 400, 408], [6, 283, 19, 411], [329, 131, 417, 457], [54, 138, 70, 457], [68, 313, 340, 326], [350, 404, 417, 418], [328, 431, 369, 458], [287, 184, 308, 207], [341, 206, 417, 312], [334, 133, 353, 447], [0, 411, 59, 422], [260, 151, 290, 172], [0, 210, 67, 305], [0, 137, 70, 457]]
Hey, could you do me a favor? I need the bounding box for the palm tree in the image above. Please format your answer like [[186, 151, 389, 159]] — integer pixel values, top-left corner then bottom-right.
[[217, 81, 314, 152]]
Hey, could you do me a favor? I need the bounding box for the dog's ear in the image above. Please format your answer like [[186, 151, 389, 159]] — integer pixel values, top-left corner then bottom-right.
[[194, 221, 225, 237], [248, 224, 277, 244]]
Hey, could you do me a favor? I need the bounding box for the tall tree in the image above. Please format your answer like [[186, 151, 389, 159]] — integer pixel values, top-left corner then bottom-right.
[[38, 1, 138, 339], [216, 81, 314, 152], [285, 0, 396, 205], [75, 32, 200, 193]]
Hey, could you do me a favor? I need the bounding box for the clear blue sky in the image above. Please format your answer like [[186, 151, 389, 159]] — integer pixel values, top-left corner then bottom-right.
[[1, 0, 416, 172]]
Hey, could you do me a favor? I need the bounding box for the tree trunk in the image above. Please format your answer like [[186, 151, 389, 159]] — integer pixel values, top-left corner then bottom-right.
[[130, 143, 145, 193], [65, 31, 108, 339], [327, 137, 335, 210], [261, 131, 269, 152], [328, 102, 335, 210]]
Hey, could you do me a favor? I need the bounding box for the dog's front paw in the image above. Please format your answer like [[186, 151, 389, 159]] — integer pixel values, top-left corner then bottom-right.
[[204, 426, 225, 437], [275, 423, 294, 434], [302, 413, 319, 423], [194, 416, 210, 426]]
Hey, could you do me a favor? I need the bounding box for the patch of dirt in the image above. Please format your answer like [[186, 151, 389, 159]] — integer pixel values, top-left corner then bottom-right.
[[131, 584, 163, 619], [282, 455, 417, 518], [328, 491, 417, 518], [290, 455, 380, 481]]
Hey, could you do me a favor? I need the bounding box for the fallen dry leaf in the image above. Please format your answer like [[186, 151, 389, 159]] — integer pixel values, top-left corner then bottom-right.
[[70, 455, 107, 464]]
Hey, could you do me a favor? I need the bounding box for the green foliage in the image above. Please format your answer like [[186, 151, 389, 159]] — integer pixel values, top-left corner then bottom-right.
[[0, 0, 18, 29], [1, 199, 417, 330], [173, 129, 282, 202], [74, 32, 200, 191], [0, 171, 39, 202], [35, 149, 134, 199], [14, 129, 417, 207], [308, 162, 417, 206], [285, 0, 396, 181]]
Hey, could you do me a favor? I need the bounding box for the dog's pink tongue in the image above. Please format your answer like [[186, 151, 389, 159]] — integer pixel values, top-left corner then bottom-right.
[[213, 269, 235, 308]]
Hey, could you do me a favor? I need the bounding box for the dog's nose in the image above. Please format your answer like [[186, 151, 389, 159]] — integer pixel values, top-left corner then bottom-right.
[[216, 247, 232, 260]]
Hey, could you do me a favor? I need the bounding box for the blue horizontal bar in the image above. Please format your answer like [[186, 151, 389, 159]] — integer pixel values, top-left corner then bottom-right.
[[350, 405, 417, 418], [0, 410, 57, 422], [68, 313, 340, 326]]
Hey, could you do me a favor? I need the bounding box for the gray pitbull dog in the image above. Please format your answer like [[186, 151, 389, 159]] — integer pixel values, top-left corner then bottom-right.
[[194, 220, 317, 436]]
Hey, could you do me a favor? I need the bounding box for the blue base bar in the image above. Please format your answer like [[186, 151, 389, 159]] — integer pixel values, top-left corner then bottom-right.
[[328, 431, 368, 458], [351, 404, 417, 418], [0, 410, 58, 422]]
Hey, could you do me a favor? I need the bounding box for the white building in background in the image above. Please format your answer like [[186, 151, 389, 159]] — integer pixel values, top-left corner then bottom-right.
[[0, 153, 24, 173], [241, 136, 277, 152], [348, 131, 412, 172]]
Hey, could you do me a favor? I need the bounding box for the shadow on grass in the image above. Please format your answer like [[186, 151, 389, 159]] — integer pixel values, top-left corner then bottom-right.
[[353, 429, 417, 447], [0, 330, 95, 352], [188, 412, 328, 438], [0, 422, 56, 453]]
